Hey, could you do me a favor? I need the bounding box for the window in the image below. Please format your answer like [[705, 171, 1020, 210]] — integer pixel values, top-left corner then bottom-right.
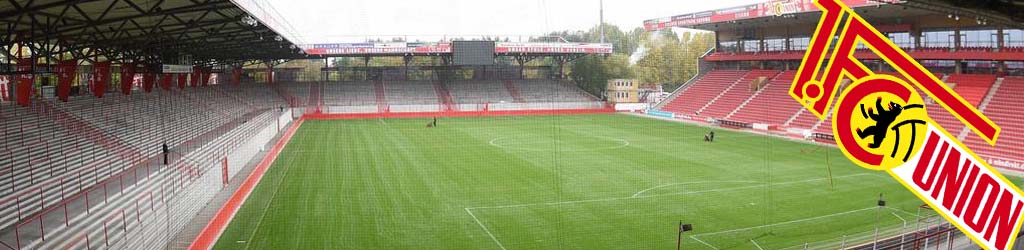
[[1006, 29, 1024, 48], [742, 40, 760, 53], [921, 30, 954, 49], [790, 37, 810, 51], [961, 29, 996, 48], [720, 41, 739, 53], [887, 32, 915, 50], [764, 38, 786, 52]]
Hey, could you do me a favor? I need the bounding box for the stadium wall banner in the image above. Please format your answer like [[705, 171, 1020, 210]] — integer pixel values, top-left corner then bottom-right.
[[0, 75, 8, 102], [988, 157, 1024, 173], [494, 42, 613, 54], [15, 59, 34, 106], [121, 63, 136, 96], [161, 64, 193, 73], [790, 0, 1022, 249], [143, 73, 155, 93], [303, 42, 613, 55], [645, 109, 675, 118], [92, 62, 111, 98], [56, 60, 77, 102]]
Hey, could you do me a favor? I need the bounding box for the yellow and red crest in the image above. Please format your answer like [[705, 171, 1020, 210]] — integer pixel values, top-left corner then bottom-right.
[[791, 0, 1024, 249]]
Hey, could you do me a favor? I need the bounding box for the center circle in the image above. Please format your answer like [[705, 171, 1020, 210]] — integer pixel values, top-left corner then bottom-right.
[[488, 135, 630, 152]]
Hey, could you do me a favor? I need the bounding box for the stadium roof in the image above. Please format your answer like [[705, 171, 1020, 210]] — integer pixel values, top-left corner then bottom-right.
[[643, 0, 1023, 33], [0, 0, 306, 65]]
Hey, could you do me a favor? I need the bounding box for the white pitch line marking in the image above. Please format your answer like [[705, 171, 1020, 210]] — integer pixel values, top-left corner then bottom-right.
[[690, 235, 720, 250], [692, 207, 877, 237], [487, 135, 631, 152], [631, 181, 762, 198], [467, 173, 877, 210], [887, 206, 926, 219], [751, 239, 766, 250], [244, 154, 300, 249], [890, 211, 907, 225], [465, 207, 507, 250]]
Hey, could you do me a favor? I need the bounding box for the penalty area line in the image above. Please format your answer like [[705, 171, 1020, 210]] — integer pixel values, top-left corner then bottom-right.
[[688, 206, 878, 249], [631, 180, 762, 198], [465, 208, 507, 250], [751, 239, 766, 250], [692, 206, 877, 237], [467, 173, 878, 210], [690, 235, 720, 250]]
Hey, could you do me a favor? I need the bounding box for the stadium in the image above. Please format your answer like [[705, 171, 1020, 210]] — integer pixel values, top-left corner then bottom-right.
[[0, 0, 1022, 249]]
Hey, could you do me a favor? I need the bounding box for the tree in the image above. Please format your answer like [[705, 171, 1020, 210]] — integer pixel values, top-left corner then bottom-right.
[[570, 53, 633, 97]]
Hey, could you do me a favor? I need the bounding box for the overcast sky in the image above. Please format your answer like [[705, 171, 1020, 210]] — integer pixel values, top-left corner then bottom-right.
[[262, 0, 764, 44]]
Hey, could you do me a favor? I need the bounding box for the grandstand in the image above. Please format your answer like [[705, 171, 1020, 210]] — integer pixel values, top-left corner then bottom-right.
[[642, 1, 1024, 247], [1, 0, 1022, 249], [647, 0, 1024, 172]]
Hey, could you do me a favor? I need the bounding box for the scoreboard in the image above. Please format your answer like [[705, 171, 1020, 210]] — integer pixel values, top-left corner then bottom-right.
[[452, 41, 496, 66]]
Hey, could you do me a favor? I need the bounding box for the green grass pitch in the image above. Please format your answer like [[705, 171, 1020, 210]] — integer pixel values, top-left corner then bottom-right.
[[212, 114, 1018, 249]]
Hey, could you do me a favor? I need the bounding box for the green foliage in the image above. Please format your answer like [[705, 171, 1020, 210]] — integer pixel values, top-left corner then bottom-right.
[[569, 53, 632, 97], [551, 24, 716, 94], [634, 30, 716, 91]]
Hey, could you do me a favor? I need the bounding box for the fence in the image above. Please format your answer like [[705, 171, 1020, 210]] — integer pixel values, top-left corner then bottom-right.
[[5, 109, 292, 249]]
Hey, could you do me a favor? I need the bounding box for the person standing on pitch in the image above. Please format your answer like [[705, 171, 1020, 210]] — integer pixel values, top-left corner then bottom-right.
[[162, 142, 169, 165]]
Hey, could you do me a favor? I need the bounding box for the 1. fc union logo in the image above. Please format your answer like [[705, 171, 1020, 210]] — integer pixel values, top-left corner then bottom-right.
[[791, 0, 1024, 249]]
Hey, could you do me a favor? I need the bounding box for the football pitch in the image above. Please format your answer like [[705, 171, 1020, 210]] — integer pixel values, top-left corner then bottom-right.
[[213, 114, 944, 249]]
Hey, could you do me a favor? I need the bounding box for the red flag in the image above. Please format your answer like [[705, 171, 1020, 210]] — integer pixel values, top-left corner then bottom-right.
[[202, 68, 212, 86], [191, 66, 201, 87], [15, 59, 34, 106], [92, 62, 111, 98], [232, 68, 242, 85], [160, 74, 173, 90], [120, 63, 135, 95], [177, 74, 187, 89], [0, 75, 10, 102], [57, 60, 77, 102], [143, 73, 155, 93]]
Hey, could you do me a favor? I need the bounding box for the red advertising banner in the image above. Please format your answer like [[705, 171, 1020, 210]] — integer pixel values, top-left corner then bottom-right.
[[57, 60, 77, 102], [160, 74, 173, 91], [143, 73, 155, 93], [177, 74, 187, 89], [643, 0, 901, 31], [120, 63, 135, 95], [92, 62, 111, 98], [0, 75, 9, 102], [495, 43, 614, 54], [304, 42, 613, 55], [16, 59, 34, 106]]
